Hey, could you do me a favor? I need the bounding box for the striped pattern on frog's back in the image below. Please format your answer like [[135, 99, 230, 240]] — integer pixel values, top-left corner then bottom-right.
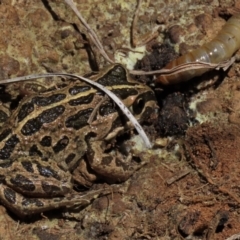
[[0, 64, 157, 171]]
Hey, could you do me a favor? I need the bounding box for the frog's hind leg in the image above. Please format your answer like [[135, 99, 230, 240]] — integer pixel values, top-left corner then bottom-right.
[[0, 157, 73, 197], [0, 184, 112, 218]]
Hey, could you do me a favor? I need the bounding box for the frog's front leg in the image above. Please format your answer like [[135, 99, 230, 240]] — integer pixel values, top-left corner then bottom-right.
[[86, 141, 146, 183]]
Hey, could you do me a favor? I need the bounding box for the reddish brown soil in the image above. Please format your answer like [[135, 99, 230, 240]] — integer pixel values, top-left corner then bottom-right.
[[1, 0, 240, 240]]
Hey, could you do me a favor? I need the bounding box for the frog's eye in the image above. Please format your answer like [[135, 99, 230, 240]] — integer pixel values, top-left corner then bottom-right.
[[132, 97, 145, 115]]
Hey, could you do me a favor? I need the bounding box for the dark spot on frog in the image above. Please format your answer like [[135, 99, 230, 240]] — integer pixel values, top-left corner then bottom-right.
[[39, 105, 65, 124], [0, 161, 13, 168], [112, 88, 138, 100], [29, 145, 43, 157], [10, 174, 35, 192], [0, 134, 19, 160], [41, 182, 62, 196], [69, 85, 91, 95], [0, 110, 9, 123], [32, 93, 66, 106], [97, 64, 134, 86], [40, 136, 52, 147], [21, 118, 42, 136], [65, 108, 92, 130], [17, 102, 34, 122], [21, 161, 34, 173], [0, 174, 5, 183], [99, 102, 116, 116], [52, 136, 69, 153], [101, 156, 113, 165], [36, 163, 61, 180], [22, 198, 44, 207], [65, 153, 76, 164], [21, 105, 65, 136], [0, 128, 11, 142], [4, 187, 16, 204]]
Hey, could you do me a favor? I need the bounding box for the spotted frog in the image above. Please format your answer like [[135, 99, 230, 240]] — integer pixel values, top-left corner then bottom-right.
[[0, 64, 157, 217]]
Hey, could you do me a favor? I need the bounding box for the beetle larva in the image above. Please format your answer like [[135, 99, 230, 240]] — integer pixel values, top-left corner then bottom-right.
[[157, 14, 240, 85]]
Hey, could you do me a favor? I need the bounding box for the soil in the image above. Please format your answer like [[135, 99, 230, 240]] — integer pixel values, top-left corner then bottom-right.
[[0, 0, 240, 239]]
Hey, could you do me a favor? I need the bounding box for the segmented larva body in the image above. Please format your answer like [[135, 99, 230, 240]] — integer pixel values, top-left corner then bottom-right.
[[157, 14, 240, 85]]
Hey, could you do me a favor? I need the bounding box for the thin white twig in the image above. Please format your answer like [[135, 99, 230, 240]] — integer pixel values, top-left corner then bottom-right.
[[130, 57, 236, 76], [226, 233, 240, 240], [131, 0, 160, 47], [64, 0, 114, 64], [0, 73, 152, 148]]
